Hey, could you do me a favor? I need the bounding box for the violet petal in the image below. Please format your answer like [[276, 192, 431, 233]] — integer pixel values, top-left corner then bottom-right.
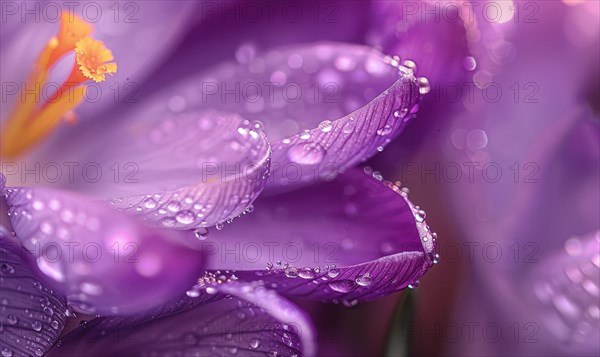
[[0, 230, 67, 357], [105, 42, 423, 189], [48, 282, 315, 357], [48, 110, 271, 229], [201, 168, 436, 303], [3, 185, 205, 315]]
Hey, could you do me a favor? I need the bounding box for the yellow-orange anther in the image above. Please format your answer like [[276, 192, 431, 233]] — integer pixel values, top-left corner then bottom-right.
[[0, 11, 116, 159]]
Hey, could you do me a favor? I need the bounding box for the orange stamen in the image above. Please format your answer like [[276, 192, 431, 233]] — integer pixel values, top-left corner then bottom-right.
[[0, 11, 116, 159]]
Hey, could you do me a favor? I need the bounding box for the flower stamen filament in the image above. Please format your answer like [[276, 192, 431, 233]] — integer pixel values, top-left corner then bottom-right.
[[1, 11, 117, 158]]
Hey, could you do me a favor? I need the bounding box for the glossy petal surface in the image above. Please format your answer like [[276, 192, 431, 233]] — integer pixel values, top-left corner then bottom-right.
[[40, 111, 271, 229], [48, 283, 315, 357], [0, 231, 67, 357], [89, 42, 422, 189], [199, 169, 436, 303], [4, 186, 205, 315]]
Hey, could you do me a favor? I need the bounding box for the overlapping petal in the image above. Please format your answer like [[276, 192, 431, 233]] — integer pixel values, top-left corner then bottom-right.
[[78, 42, 423, 189], [367, 0, 472, 85], [28, 110, 271, 229], [48, 282, 315, 357], [0, 230, 67, 357], [3, 181, 206, 315], [196, 169, 436, 304]]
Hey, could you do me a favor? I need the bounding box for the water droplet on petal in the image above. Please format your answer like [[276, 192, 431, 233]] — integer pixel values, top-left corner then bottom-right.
[[377, 125, 393, 136], [417, 77, 431, 94], [194, 227, 209, 240], [284, 266, 298, 278], [299, 130, 311, 140], [355, 273, 373, 287], [327, 269, 340, 278], [402, 60, 417, 73], [250, 338, 261, 349], [318, 120, 333, 132], [328, 280, 355, 293], [1, 263, 15, 275], [167, 201, 181, 212], [175, 210, 195, 225], [298, 267, 316, 279], [342, 119, 356, 134], [143, 198, 157, 209], [31, 321, 42, 332], [186, 288, 200, 298], [394, 108, 409, 119], [287, 142, 325, 165], [6, 314, 17, 325], [161, 217, 176, 227], [463, 56, 477, 71]]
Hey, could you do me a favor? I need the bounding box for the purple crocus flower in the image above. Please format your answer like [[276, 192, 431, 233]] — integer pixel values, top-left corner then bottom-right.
[[0, 2, 437, 356]]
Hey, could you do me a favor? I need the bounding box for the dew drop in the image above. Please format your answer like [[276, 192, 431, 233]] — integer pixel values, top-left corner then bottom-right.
[[215, 222, 224, 230], [463, 56, 477, 71], [43, 306, 54, 316], [298, 267, 315, 279], [327, 269, 340, 278], [318, 120, 333, 132], [6, 314, 17, 325], [394, 108, 409, 119], [342, 119, 356, 134], [161, 217, 176, 227], [287, 142, 325, 165], [284, 266, 298, 278], [31, 321, 42, 332], [167, 201, 181, 212], [377, 125, 393, 136], [417, 77, 431, 94], [328, 280, 355, 293], [1, 347, 13, 357], [143, 198, 157, 209], [1, 263, 15, 275], [175, 210, 195, 225], [299, 130, 311, 140], [186, 288, 200, 298], [249, 338, 261, 349], [402, 60, 417, 73], [194, 227, 209, 240], [252, 120, 263, 130], [355, 273, 373, 287]]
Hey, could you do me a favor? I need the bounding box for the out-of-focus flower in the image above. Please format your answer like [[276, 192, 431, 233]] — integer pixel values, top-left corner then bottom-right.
[[367, 0, 599, 356], [0, 2, 438, 356]]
